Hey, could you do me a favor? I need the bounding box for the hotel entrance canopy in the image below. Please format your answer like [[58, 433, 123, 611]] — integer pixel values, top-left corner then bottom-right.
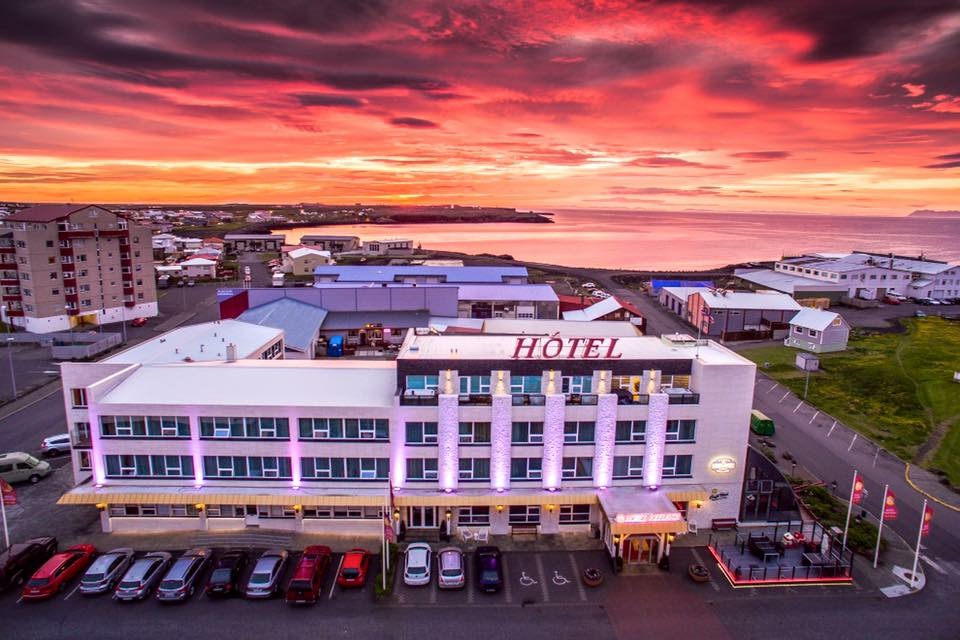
[[598, 488, 689, 535]]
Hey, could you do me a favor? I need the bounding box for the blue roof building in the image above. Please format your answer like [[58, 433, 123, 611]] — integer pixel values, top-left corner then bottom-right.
[[313, 265, 529, 284], [237, 298, 328, 357]]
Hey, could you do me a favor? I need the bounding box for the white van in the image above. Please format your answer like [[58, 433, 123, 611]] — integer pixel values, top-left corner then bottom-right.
[[0, 452, 52, 484]]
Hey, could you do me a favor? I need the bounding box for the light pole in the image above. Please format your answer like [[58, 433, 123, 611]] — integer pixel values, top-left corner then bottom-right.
[[5, 337, 16, 399]]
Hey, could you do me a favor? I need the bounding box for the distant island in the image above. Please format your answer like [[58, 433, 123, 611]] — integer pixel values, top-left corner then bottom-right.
[[908, 209, 960, 218]]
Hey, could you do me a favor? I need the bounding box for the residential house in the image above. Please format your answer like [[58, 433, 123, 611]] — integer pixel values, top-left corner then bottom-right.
[[784, 308, 850, 353], [283, 247, 332, 275]]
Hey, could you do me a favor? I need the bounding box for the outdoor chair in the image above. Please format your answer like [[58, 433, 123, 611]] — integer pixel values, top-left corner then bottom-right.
[[474, 529, 489, 543]]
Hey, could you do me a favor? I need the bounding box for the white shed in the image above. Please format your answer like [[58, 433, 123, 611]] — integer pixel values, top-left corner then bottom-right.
[[784, 308, 850, 353]]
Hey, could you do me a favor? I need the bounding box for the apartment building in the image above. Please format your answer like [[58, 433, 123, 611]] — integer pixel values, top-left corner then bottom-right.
[[0, 205, 157, 333], [58, 328, 754, 567]]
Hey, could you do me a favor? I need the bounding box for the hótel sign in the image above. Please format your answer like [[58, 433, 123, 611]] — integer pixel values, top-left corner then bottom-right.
[[511, 336, 623, 360]]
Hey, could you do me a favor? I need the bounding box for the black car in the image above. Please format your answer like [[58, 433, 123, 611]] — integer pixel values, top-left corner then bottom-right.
[[0, 536, 57, 590], [205, 549, 248, 597], [474, 546, 503, 593]]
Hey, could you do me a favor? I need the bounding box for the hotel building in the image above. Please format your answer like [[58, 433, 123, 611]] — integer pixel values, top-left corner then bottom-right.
[[59, 328, 754, 566]]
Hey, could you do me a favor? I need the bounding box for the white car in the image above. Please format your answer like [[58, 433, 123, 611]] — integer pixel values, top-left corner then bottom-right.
[[41, 433, 71, 457], [403, 543, 432, 586], [582, 282, 596, 289]]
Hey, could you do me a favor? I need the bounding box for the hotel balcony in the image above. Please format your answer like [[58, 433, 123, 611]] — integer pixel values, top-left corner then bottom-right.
[[511, 393, 546, 406], [458, 393, 492, 406], [565, 393, 598, 406], [665, 388, 700, 404], [614, 389, 650, 405], [399, 388, 438, 406]]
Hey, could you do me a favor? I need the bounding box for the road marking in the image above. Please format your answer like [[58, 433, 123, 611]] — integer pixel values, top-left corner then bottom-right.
[[429, 578, 438, 604], [809, 410, 819, 424], [793, 401, 803, 413], [779, 391, 791, 403], [16, 596, 23, 604], [63, 580, 84, 601], [502, 555, 512, 604], [519, 571, 538, 587], [0, 384, 62, 422], [767, 382, 779, 393], [328, 555, 343, 600], [847, 434, 858, 451], [827, 421, 837, 437], [466, 567, 476, 604], [690, 548, 720, 592], [551, 570, 570, 586], [535, 555, 550, 603], [873, 447, 880, 467], [920, 555, 948, 575], [567, 553, 587, 602]]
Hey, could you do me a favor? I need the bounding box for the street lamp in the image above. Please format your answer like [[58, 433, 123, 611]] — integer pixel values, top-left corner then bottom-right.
[[5, 337, 16, 399]]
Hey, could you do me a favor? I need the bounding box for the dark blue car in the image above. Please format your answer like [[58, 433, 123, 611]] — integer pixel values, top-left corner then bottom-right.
[[474, 546, 503, 593]]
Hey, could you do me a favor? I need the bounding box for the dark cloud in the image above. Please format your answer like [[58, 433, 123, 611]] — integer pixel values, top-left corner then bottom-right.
[[167, 0, 391, 33], [934, 152, 960, 160], [608, 185, 722, 196], [628, 156, 727, 169], [389, 117, 439, 128], [510, 132, 542, 138], [731, 151, 791, 161], [924, 160, 960, 169], [292, 93, 366, 108]]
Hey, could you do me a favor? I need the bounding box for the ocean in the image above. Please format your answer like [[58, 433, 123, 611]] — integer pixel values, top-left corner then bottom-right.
[[273, 209, 960, 271]]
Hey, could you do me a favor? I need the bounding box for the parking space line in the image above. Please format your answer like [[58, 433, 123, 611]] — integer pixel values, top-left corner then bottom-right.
[[502, 555, 512, 604], [567, 553, 587, 601], [63, 581, 84, 601], [328, 555, 343, 601], [535, 554, 550, 603], [690, 548, 720, 592], [779, 390, 791, 403], [466, 566, 475, 604], [429, 578, 438, 604]]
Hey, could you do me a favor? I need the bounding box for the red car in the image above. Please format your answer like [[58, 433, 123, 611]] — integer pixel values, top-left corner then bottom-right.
[[284, 545, 332, 605], [131, 317, 148, 327], [336, 548, 370, 588], [22, 544, 96, 601]]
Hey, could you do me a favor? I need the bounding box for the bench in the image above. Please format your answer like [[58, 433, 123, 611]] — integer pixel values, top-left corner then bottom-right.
[[511, 524, 539, 538], [711, 518, 737, 532]]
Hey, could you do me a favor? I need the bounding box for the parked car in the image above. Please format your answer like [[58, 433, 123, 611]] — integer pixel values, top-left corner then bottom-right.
[[205, 549, 248, 598], [581, 282, 596, 289], [176, 279, 186, 287], [403, 543, 432, 586], [40, 433, 71, 457], [245, 549, 288, 599], [474, 546, 503, 593], [437, 547, 465, 589], [114, 551, 171, 601], [928, 298, 943, 306], [914, 310, 928, 318], [0, 452, 52, 484], [156, 548, 212, 602], [80, 548, 134, 595], [285, 545, 332, 605], [21, 544, 96, 601], [186, 280, 196, 288], [0, 537, 57, 591], [882, 295, 900, 305], [336, 548, 370, 588], [131, 317, 147, 327]]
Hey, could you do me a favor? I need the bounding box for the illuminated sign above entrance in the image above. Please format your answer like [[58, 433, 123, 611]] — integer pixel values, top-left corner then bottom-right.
[[614, 512, 683, 524], [511, 336, 623, 360], [709, 456, 737, 474]]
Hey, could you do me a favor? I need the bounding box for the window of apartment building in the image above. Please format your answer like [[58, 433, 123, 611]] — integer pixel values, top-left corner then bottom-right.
[[77, 254, 87, 262], [562, 375, 592, 394], [23, 304, 32, 312], [80, 299, 91, 308], [47, 256, 56, 265], [661, 454, 693, 478], [198, 416, 290, 439], [17, 257, 26, 264], [21, 288, 31, 296], [78, 269, 87, 277], [79, 284, 90, 291], [458, 506, 490, 525], [405, 421, 438, 444], [459, 375, 491, 394], [104, 454, 194, 478], [15, 240, 25, 248], [73, 422, 91, 444], [45, 240, 53, 248], [508, 505, 540, 525], [562, 456, 593, 479], [511, 421, 543, 444], [70, 388, 87, 408], [297, 417, 388, 440], [100, 415, 190, 438], [510, 457, 542, 480], [137, 292, 144, 300], [405, 458, 438, 481], [559, 504, 591, 524], [459, 421, 491, 444], [458, 458, 490, 481], [202, 456, 292, 480], [77, 451, 92, 471], [564, 421, 595, 443], [615, 420, 646, 443], [136, 279, 143, 286], [665, 420, 696, 442], [49, 272, 57, 280], [614, 455, 645, 478], [64, 287, 75, 294], [19, 272, 30, 281], [301, 457, 388, 480], [405, 375, 439, 391], [510, 375, 542, 394]]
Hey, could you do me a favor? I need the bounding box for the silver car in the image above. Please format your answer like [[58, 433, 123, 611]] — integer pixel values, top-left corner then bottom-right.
[[79, 548, 134, 595], [156, 548, 212, 602], [245, 549, 288, 599], [114, 551, 171, 601], [437, 547, 465, 589]]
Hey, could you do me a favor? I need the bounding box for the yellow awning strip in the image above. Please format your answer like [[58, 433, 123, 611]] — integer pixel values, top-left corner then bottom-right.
[[665, 489, 708, 503], [58, 492, 384, 507]]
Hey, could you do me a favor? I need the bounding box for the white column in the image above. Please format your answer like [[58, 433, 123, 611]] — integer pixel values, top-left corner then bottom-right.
[[437, 394, 460, 492], [643, 393, 669, 488], [490, 394, 512, 491], [542, 393, 565, 490], [189, 414, 203, 487], [593, 393, 618, 488], [389, 397, 406, 490]]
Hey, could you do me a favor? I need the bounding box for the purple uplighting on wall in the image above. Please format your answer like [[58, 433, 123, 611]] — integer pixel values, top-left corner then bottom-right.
[[438, 394, 460, 492], [542, 394, 565, 490], [490, 394, 512, 491], [593, 394, 618, 487], [188, 413, 203, 487], [87, 404, 105, 486], [288, 411, 301, 489], [643, 393, 669, 488]]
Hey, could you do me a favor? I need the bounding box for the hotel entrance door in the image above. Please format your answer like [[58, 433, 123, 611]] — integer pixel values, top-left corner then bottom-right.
[[408, 506, 437, 528], [625, 535, 660, 564]]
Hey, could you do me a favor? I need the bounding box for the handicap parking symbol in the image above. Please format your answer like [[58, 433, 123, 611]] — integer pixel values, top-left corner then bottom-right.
[[519, 571, 538, 587]]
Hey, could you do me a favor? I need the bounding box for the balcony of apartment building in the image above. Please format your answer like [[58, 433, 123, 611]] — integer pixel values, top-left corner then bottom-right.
[[458, 392, 492, 406], [0, 270, 19, 287], [565, 393, 598, 406], [399, 387, 439, 406], [0, 239, 15, 255], [122, 294, 136, 308], [511, 393, 546, 406]]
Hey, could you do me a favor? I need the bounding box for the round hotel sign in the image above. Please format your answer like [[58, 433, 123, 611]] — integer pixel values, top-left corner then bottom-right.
[[710, 456, 737, 474]]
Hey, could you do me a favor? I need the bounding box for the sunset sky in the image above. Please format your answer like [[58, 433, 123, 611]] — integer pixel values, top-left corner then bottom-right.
[[1, 0, 959, 213]]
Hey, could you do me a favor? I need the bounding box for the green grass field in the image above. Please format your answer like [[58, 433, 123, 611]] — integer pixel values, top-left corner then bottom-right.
[[740, 318, 960, 487]]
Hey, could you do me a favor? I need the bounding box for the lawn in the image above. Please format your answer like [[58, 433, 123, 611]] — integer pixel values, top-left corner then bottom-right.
[[740, 318, 960, 487]]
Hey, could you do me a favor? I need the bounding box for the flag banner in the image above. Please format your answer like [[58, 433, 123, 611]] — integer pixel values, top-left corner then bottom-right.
[[0, 479, 15, 506], [851, 474, 865, 505], [882, 490, 898, 521], [921, 504, 934, 536]]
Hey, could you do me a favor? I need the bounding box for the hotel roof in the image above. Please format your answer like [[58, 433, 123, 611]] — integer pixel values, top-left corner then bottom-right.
[[320, 310, 431, 330], [480, 318, 641, 337], [237, 298, 327, 353], [781, 252, 955, 275], [104, 320, 283, 365], [312, 265, 528, 283], [99, 360, 397, 408], [695, 290, 801, 311]]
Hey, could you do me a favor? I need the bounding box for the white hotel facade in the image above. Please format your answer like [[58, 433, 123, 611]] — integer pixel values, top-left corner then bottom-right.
[[59, 330, 754, 566]]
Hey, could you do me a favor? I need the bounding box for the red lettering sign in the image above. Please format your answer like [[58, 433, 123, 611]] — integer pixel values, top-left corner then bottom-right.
[[510, 337, 623, 359]]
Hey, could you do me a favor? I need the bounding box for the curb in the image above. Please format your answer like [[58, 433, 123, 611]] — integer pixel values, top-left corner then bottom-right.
[[904, 463, 960, 513]]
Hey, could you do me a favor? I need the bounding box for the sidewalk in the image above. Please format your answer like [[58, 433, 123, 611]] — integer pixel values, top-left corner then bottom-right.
[[904, 463, 960, 513]]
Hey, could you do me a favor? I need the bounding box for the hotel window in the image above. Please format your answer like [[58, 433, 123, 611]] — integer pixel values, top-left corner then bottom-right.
[[298, 418, 388, 441], [559, 504, 591, 524], [406, 458, 438, 481], [511, 421, 543, 444], [615, 420, 646, 443], [78, 451, 92, 471], [562, 375, 592, 394], [665, 420, 696, 442], [661, 454, 693, 478], [405, 421, 438, 444], [70, 388, 87, 408], [459, 421, 491, 444], [458, 506, 490, 525], [510, 457, 542, 480], [613, 455, 644, 478], [564, 421, 595, 443], [199, 417, 289, 439], [104, 455, 194, 479], [257, 505, 296, 519], [508, 505, 540, 525], [459, 375, 491, 394], [405, 375, 439, 391], [660, 375, 691, 389], [611, 376, 642, 392], [510, 375, 542, 394], [562, 457, 593, 479], [202, 456, 292, 480], [459, 458, 490, 481]]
